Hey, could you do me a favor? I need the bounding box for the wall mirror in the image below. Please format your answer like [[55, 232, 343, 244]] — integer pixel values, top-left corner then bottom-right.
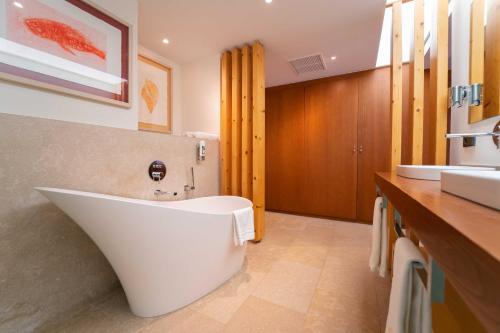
[[469, 0, 500, 123]]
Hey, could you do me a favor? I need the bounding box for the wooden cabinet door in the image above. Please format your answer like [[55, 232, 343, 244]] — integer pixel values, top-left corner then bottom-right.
[[304, 78, 358, 219], [356, 68, 391, 222], [265, 85, 306, 213]]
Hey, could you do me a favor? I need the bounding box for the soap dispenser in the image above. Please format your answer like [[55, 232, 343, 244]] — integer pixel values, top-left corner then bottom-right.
[[197, 140, 206, 161]]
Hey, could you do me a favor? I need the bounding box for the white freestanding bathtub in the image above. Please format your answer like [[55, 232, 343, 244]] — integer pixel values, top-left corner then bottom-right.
[[35, 187, 252, 317]]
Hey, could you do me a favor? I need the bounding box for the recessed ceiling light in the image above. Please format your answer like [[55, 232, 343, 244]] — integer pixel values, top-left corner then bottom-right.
[[330, 56, 336, 60], [265, 0, 272, 3], [162, 38, 169, 44], [13, 1, 23, 8]]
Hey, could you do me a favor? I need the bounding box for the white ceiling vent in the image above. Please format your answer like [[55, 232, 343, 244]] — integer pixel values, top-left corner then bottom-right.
[[288, 53, 327, 75]]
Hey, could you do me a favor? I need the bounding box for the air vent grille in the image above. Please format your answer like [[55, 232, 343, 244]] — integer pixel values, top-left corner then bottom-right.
[[288, 54, 327, 74]]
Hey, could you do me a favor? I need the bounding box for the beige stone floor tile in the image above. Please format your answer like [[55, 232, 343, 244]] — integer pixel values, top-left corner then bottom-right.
[[307, 251, 381, 333], [245, 240, 289, 274], [273, 214, 308, 232], [326, 247, 370, 268], [197, 268, 266, 324], [303, 287, 380, 333], [224, 296, 305, 333], [299, 224, 337, 247], [252, 260, 321, 314], [318, 251, 376, 292], [263, 225, 298, 246], [140, 310, 224, 333], [282, 239, 329, 269]]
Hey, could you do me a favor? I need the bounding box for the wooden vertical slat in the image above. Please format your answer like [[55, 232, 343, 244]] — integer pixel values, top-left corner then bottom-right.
[[390, 1, 403, 172], [469, 0, 485, 123], [429, 0, 449, 165], [241, 45, 253, 200], [220, 51, 232, 195], [252, 41, 265, 241], [409, 0, 425, 165], [231, 48, 242, 196], [388, 1, 403, 270], [483, 0, 500, 119]]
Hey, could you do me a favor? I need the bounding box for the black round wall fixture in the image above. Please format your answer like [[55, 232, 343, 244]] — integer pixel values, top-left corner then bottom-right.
[[149, 160, 166, 181]]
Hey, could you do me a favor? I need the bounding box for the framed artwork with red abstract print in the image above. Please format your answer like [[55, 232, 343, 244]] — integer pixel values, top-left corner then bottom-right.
[[0, 0, 130, 107]]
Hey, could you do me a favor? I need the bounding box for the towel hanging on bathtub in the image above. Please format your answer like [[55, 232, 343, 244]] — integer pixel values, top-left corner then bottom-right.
[[233, 207, 255, 246], [369, 196, 388, 277]]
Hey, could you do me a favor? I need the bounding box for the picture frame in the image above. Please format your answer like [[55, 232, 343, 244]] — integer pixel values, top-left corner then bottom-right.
[[0, 0, 130, 107], [138, 54, 172, 134]]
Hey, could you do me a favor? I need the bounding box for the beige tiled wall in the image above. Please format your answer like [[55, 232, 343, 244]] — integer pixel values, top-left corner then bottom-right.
[[0, 113, 219, 332]]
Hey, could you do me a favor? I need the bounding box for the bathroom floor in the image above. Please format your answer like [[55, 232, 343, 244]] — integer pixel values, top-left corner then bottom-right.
[[47, 212, 391, 333]]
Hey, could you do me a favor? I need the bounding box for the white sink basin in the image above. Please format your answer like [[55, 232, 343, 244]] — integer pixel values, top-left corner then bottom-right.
[[441, 170, 500, 210], [396, 165, 495, 181]]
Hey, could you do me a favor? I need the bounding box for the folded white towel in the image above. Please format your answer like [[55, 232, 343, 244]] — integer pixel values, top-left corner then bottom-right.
[[185, 131, 219, 140], [379, 205, 388, 277], [385, 238, 431, 333], [233, 207, 254, 246], [369, 197, 384, 272]]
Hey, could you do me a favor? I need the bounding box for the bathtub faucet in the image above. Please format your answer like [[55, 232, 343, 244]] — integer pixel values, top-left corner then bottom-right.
[[154, 189, 178, 198]]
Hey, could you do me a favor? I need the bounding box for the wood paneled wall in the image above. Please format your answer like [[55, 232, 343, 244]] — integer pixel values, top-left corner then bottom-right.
[[220, 42, 266, 241]]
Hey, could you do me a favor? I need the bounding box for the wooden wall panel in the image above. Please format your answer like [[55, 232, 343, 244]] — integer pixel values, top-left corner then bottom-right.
[[304, 78, 358, 219], [483, 0, 500, 119], [220, 51, 232, 195], [266, 86, 306, 213], [241, 45, 253, 200], [252, 41, 265, 241], [469, 0, 485, 123], [357, 68, 391, 222], [429, 0, 449, 165], [266, 66, 436, 222], [231, 48, 242, 196], [409, 0, 425, 164]]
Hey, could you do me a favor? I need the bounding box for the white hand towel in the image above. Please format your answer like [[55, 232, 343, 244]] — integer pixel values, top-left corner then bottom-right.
[[233, 207, 254, 246], [385, 238, 431, 333], [369, 197, 384, 272], [379, 205, 388, 278]]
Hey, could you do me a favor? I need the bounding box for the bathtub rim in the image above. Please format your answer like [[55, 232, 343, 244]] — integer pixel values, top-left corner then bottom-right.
[[34, 187, 253, 216]]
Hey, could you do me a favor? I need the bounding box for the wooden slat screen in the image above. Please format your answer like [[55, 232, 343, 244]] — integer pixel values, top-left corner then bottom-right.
[[220, 42, 265, 241]]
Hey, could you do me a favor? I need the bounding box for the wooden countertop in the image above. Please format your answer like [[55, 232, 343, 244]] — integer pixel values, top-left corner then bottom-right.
[[375, 172, 500, 332]]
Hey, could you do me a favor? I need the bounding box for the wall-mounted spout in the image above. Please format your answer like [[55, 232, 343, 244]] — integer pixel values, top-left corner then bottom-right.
[[445, 121, 500, 149]]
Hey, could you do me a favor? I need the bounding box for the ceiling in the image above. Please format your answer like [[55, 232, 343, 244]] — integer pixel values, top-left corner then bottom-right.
[[139, 0, 387, 87]]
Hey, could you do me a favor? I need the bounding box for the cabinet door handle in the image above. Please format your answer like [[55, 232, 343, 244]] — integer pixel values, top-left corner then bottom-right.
[[352, 145, 357, 153], [359, 145, 364, 153]]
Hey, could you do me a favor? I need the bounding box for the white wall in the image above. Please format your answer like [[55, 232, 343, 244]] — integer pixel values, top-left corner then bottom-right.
[[0, 0, 139, 130], [138, 45, 183, 135], [181, 54, 220, 136], [450, 0, 500, 167]]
